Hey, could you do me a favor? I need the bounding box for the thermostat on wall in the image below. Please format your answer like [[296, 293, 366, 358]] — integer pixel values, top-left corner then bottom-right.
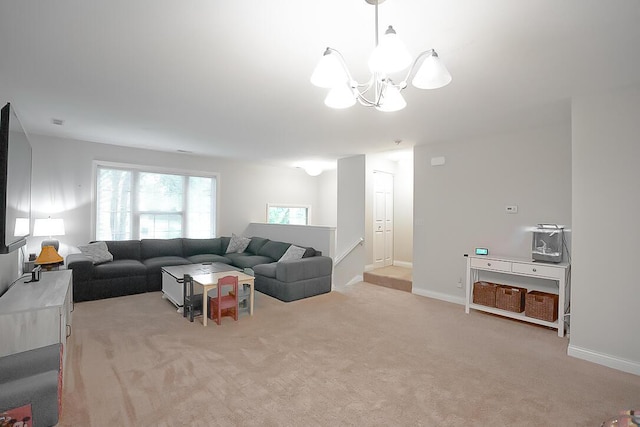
[[475, 248, 489, 256]]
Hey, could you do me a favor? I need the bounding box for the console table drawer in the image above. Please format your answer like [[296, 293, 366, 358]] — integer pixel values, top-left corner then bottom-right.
[[511, 262, 563, 279], [470, 258, 511, 272]]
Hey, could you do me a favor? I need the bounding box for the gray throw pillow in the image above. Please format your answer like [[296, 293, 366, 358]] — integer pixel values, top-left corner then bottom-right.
[[78, 241, 114, 265], [278, 245, 306, 262], [226, 233, 251, 253]]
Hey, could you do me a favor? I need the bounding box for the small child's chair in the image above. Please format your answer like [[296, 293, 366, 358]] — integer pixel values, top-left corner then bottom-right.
[[209, 275, 239, 325]]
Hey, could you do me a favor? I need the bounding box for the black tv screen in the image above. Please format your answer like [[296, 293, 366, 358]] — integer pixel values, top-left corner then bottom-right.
[[0, 103, 32, 254]]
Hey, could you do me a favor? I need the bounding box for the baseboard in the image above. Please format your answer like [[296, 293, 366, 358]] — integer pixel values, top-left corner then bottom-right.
[[392, 261, 413, 269], [344, 275, 364, 287], [365, 261, 413, 271], [567, 344, 640, 376], [412, 288, 465, 306]]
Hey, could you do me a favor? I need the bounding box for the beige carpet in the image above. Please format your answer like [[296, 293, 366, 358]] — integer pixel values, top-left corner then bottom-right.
[[59, 283, 640, 426]]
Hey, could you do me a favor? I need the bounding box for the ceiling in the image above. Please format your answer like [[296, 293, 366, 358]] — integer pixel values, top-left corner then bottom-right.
[[1, 0, 639, 169]]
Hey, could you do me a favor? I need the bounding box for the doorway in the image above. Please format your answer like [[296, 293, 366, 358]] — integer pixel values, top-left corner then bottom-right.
[[373, 170, 393, 269]]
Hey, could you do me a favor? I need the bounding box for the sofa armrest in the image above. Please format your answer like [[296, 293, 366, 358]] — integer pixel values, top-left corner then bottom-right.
[[0, 344, 61, 384], [275, 256, 332, 283], [66, 253, 95, 281], [0, 344, 61, 427]]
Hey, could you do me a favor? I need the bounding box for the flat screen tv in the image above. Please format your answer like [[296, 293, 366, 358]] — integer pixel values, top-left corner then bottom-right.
[[0, 103, 32, 253]]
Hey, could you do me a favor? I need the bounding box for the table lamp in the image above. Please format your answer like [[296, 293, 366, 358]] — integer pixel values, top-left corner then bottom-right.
[[33, 217, 65, 251], [35, 245, 64, 270], [13, 217, 29, 237]]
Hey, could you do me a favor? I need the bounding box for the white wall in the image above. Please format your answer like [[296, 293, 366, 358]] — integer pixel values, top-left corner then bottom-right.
[[334, 155, 366, 286], [568, 82, 640, 375], [413, 123, 572, 304], [314, 169, 337, 227], [392, 155, 413, 264], [0, 251, 20, 296], [23, 135, 333, 258]]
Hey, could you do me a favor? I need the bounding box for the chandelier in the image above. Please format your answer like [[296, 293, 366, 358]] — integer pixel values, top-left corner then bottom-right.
[[311, 0, 452, 112]]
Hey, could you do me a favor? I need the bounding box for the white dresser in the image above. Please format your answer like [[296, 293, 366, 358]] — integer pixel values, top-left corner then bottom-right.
[[0, 270, 73, 362], [465, 255, 570, 337]]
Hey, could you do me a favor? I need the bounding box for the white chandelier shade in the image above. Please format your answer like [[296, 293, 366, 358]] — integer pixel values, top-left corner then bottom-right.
[[411, 52, 452, 89], [368, 26, 413, 74], [325, 83, 357, 109], [375, 83, 406, 112], [311, 0, 451, 112], [310, 50, 347, 89]]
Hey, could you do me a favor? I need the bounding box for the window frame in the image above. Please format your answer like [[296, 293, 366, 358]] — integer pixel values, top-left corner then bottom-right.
[[266, 203, 311, 225], [92, 160, 219, 240]]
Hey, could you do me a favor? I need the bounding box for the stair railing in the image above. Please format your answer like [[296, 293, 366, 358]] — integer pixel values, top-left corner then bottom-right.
[[334, 237, 364, 266]]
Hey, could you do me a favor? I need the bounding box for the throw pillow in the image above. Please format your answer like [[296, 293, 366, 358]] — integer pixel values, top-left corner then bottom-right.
[[78, 241, 114, 265], [226, 233, 251, 253], [278, 245, 306, 262]]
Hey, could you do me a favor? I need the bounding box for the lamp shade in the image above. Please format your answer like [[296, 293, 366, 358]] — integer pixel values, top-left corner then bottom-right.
[[324, 83, 356, 109], [33, 217, 65, 237], [368, 26, 412, 74], [35, 245, 64, 265], [13, 218, 29, 237], [412, 52, 452, 89], [376, 84, 406, 112], [311, 50, 348, 88]]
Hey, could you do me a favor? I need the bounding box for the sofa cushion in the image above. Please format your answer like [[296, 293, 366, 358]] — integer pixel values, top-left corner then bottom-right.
[[78, 241, 113, 265], [245, 237, 269, 255], [142, 256, 191, 275], [186, 254, 232, 264], [93, 259, 147, 279], [141, 238, 184, 259], [231, 255, 275, 269], [257, 240, 291, 261], [104, 240, 141, 261], [275, 255, 332, 282], [278, 245, 306, 262], [223, 252, 249, 264], [253, 262, 276, 278], [0, 344, 62, 427], [226, 233, 251, 253], [182, 238, 223, 257]]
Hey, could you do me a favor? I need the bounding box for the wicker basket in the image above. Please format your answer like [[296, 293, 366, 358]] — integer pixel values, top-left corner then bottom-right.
[[525, 291, 559, 322], [473, 281, 498, 307], [495, 285, 527, 313]]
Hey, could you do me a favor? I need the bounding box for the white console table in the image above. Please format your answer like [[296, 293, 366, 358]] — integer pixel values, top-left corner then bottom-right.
[[465, 255, 570, 337], [0, 270, 73, 363]]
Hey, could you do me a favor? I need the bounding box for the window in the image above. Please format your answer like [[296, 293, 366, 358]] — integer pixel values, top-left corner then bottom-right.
[[266, 204, 310, 225], [95, 164, 216, 240]]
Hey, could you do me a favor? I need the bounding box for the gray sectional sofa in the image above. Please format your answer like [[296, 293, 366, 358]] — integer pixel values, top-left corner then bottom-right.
[[66, 236, 332, 303]]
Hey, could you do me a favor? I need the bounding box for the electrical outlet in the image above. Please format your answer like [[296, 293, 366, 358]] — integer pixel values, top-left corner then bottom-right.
[[457, 278, 463, 288], [505, 205, 518, 214]]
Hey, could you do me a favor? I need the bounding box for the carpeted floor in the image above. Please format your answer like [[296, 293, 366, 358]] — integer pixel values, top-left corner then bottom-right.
[[59, 283, 640, 426]]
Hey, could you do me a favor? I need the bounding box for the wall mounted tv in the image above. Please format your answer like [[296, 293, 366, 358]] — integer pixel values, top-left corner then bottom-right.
[[0, 103, 32, 254]]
